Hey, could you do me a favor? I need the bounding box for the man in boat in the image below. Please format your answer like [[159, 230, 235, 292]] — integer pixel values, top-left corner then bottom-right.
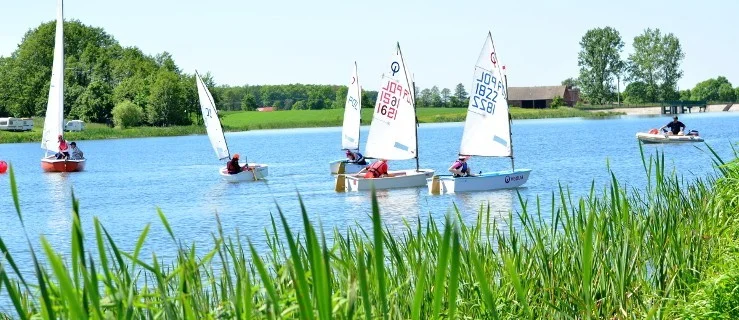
[[358, 159, 389, 178], [345, 150, 367, 165], [69, 142, 84, 160], [449, 155, 475, 177], [226, 154, 252, 174], [660, 116, 686, 136], [55, 134, 70, 159]]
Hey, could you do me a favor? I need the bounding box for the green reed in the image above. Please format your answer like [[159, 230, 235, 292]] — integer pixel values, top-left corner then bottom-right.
[[0, 144, 737, 319]]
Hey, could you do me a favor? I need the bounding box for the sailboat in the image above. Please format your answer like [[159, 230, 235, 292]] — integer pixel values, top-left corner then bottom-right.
[[329, 62, 372, 174], [427, 31, 531, 194], [195, 71, 268, 182], [41, 0, 86, 173], [337, 43, 435, 192]]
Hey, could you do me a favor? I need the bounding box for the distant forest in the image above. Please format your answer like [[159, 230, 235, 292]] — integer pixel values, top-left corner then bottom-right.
[[0, 20, 470, 126]]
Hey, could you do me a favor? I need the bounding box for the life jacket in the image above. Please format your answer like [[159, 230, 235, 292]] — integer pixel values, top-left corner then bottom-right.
[[226, 160, 241, 174], [453, 160, 468, 177], [364, 161, 387, 178]]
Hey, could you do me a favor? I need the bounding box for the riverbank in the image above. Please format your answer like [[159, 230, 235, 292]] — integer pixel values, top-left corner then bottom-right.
[[0, 148, 736, 318], [588, 103, 738, 115], [0, 107, 620, 143]]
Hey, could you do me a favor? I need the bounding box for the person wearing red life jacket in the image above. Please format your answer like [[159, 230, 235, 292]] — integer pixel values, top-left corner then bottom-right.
[[359, 159, 388, 178]]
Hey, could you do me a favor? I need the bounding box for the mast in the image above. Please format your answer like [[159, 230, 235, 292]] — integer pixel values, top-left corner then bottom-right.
[[504, 74, 515, 171], [356, 61, 362, 150], [396, 42, 420, 171]]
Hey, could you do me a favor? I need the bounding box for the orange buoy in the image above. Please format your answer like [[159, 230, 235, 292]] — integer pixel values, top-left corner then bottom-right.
[[0, 161, 7, 174]]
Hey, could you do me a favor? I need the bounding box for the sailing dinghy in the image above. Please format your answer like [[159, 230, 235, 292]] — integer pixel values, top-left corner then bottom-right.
[[195, 71, 268, 182], [329, 62, 373, 174], [337, 43, 434, 192], [41, 0, 86, 173], [427, 32, 531, 194]]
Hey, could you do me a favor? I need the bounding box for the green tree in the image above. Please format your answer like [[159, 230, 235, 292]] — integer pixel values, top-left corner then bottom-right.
[[332, 86, 348, 109], [735, 87, 739, 101], [690, 76, 732, 102], [241, 93, 258, 111], [111, 100, 144, 128], [147, 70, 190, 126], [679, 89, 691, 101], [627, 28, 685, 102], [71, 79, 114, 122], [622, 81, 649, 104], [429, 86, 442, 107], [440, 88, 451, 106], [718, 83, 736, 102], [577, 27, 624, 104], [561, 77, 578, 88], [454, 83, 468, 101]]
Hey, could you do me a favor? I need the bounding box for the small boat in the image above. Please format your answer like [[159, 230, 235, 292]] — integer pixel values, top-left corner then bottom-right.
[[41, 0, 86, 173], [636, 129, 704, 144], [195, 71, 268, 182], [336, 43, 435, 192], [329, 62, 372, 174], [427, 31, 531, 194]]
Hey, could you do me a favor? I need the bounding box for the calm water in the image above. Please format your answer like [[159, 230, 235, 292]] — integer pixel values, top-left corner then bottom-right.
[[0, 113, 738, 270]]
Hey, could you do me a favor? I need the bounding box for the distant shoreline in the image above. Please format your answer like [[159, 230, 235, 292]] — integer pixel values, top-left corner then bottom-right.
[[2, 107, 619, 144], [590, 104, 737, 116]]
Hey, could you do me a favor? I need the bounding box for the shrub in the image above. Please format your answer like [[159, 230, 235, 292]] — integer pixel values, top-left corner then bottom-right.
[[111, 100, 144, 128], [550, 95, 565, 108]]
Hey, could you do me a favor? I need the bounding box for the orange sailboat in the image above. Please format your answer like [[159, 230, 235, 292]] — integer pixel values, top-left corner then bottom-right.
[[40, 0, 85, 172]]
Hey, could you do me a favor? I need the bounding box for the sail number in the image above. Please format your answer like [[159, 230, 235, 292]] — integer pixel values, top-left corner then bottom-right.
[[376, 80, 411, 120], [204, 108, 212, 118], [471, 70, 504, 115], [348, 96, 359, 110]]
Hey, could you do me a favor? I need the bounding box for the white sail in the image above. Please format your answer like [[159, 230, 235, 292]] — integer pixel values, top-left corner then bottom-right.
[[41, 0, 65, 153], [341, 62, 362, 151], [459, 31, 511, 157], [364, 43, 417, 160], [195, 71, 230, 160]]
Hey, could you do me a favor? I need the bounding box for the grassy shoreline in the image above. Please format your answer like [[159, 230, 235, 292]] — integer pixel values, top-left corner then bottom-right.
[[0, 107, 621, 144], [0, 146, 737, 318]]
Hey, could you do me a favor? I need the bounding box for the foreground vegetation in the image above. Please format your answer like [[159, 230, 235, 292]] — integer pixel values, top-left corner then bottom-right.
[[0, 107, 621, 143], [1, 144, 737, 319]]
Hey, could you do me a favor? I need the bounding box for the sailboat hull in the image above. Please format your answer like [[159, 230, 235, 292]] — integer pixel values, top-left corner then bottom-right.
[[329, 159, 368, 174], [636, 132, 704, 144], [219, 163, 268, 182], [342, 169, 435, 191], [41, 157, 86, 172], [427, 169, 531, 194]]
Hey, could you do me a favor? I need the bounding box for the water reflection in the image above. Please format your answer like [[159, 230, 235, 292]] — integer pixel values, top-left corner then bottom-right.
[[41, 173, 72, 249]]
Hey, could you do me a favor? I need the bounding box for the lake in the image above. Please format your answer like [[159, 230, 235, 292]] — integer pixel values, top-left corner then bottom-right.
[[1, 112, 738, 269]]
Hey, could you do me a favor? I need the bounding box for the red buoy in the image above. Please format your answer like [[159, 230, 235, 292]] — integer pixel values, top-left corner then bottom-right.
[[0, 161, 7, 174]]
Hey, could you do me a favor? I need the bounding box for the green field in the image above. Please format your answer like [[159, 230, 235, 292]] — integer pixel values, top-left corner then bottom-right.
[[0, 107, 621, 143]]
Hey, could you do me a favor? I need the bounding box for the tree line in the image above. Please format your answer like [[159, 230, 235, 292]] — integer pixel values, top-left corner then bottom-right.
[[572, 27, 739, 104], [0, 20, 474, 127]]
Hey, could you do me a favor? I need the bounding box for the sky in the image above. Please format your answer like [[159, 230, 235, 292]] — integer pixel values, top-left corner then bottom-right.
[[1, 0, 737, 91]]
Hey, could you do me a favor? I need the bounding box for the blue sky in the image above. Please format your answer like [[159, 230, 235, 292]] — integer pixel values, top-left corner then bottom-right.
[[1, 0, 737, 91]]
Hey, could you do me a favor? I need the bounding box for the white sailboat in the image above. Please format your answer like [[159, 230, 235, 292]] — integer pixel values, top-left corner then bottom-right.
[[427, 31, 531, 194], [337, 43, 435, 192], [195, 71, 268, 182], [329, 62, 372, 174], [41, 0, 86, 173]]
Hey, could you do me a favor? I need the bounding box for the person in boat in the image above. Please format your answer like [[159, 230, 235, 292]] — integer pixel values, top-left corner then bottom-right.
[[55, 134, 70, 159], [226, 153, 251, 174], [69, 142, 84, 160], [358, 159, 389, 178], [660, 116, 686, 135], [449, 155, 475, 177], [345, 150, 367, 165]]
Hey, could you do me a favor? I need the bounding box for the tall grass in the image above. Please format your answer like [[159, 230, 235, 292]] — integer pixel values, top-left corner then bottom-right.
[[0, 145, 737, 319]]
